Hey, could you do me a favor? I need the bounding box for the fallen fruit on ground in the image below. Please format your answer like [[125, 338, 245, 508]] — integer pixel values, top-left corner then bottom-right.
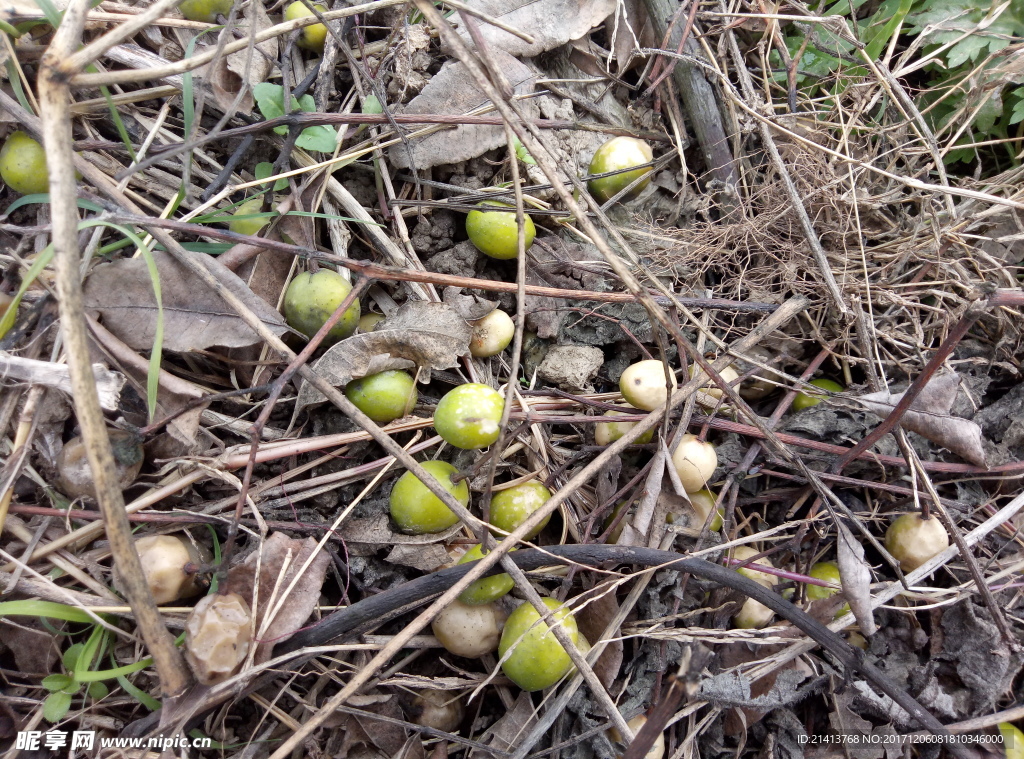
[[690, 364, 741, 402], [284, 1, 329, 52], [884, 513, 949, 571], [619, 360, 676, 411], [389, 460, 468, 534], [792, 378, 845, 411], [499, 597, 579, 691], [184, 593, 252, 685], [457, 543, 515, 605], [56, 430, 144, 501], [0, 131, 49, 195], [130, 534, 206, 605], [588, 136, 654, 203], [344, 370, 417, 424], [670, 434, 717, 493], [409, 689, 464, 733], [179, 0, 233, 22], [687, 489, 723, 531], [594, 409, 654, 446], [432, 599, 505, 657], [433, 383, 505, 449], [282, 269, 360, 347], [228, 198, 270, 236], [466, 201, 536, 260], [489, 480, 552, 539], [469, 309, 515, 357]]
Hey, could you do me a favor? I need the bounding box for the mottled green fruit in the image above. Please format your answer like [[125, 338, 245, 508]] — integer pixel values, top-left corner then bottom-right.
[[806, 561, 841, 601], [179, 0, 233, 23], [594, 409, 654, 447], [457, 544, 515, 605], [284, 1, 328, 52], [389, 460, 468, 534], [490, 480, 552, 539], [792, 378, 844, 411], [588, 136, 653, 204], [228, 198, 270, 236], [499, 598, 579, 691], [282, 270, 360, 348], [434, 383, 504, 449], [1000, 723, 1024, 759], [345, 370, 417, 424], [0, 132, 48, 195], [687, 489, 723, 531], [466, 201, 535, 260]]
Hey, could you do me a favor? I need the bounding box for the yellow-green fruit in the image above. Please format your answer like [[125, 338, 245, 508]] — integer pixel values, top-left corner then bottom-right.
[[131, 535, 206, 605], [884, 513, 949, 571], [619, 360, 676, 411], [490, 480, 552, 539], [594, 409, 654, 447], [56, 431, 144, 501], [466, 201, 536, 260], [282, 269, 360, 347], [228, 198, 270, 236], [999, 723, 1024, 759], [499, 597, 579, 691], [344, 370, 417, 424], [588, 136, 654, 204], [730, 545, 777, 587], [359, 312, 385, 332], [688, 489, 723, 531], [0, 132, 49, 195], [457, 544, 515, 605], [389, 460, 468, 534], [284, 1, 328, 52], [179, 0, 233, 22], [806, 561, 841, 601], [690, 365, 741, 402], [792, 378, 844, 411], [434, 383, 505, 449]]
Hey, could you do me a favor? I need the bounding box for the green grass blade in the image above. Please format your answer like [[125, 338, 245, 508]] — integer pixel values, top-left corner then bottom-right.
[[116, 670, 161, 710], [0, 599, 94, 623], [0, 243, 54, 340]]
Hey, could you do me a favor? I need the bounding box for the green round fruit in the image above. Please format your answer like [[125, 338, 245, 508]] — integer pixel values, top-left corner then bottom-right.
[[284, 1, 329, 52], [884, 513, 949, 571], [499, 597, 579, 691], [470, 309, 515, 357], [344, 370, 417, 424], [465, 201, 536, 260], [999, 723, 1024, 759], [389, 460, 468, 534], [0, 131, 49, 195], [179, 0, 233, 23], [792, 378, 844, 411], [587, 136, 654, 204], [490, 480, 552, 539], [434, 383, 504, 449], [806, 561, 841, 601], [282, 269, 360, 348], [594, 409, 654, 447], [457, 544, 515, 605], [228, 198, 270, 236]]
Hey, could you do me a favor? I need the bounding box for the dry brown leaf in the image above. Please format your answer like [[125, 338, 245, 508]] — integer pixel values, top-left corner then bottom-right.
[[470, 692, 537, 758], [206, 3, 277, 114], [835, 520, 877, 636], [389, 49, 538, 170], [294, 301, 472, 416], [574, 586, 624, 689], [222, 532, 332, 663], [345, 512, 464, 549], [855, 373, 988, 467], [335, 693, 409, 758], [442, 286, 498, 321], [387, 543, 452, 572], [83, 250, 289, 352], [449, 0, 617, 57], [610, 0, 656, 73]]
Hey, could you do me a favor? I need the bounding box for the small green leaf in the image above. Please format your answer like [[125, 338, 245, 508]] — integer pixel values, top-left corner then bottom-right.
[[43, 691, 73, 723], [254, 162, 289, 191], [42, 674, 74, 692], [362, 94, 382, 114], [254, 82, 287, 122], [62, 643, 85, 673], [87, 681, 109, 700], [295, 124, 338, 153]]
